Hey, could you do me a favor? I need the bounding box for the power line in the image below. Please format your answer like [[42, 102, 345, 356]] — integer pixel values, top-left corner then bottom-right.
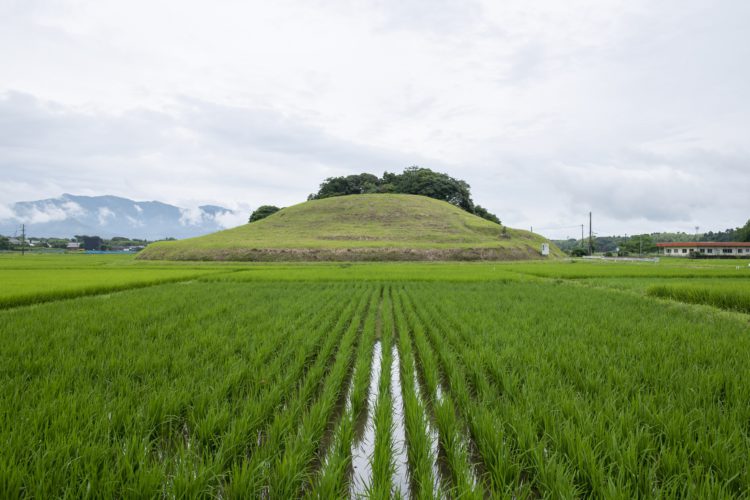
[[532, 224, 585, 231]]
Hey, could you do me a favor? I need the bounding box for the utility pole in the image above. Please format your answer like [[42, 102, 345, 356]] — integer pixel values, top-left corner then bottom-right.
[[581, 224, 585, 249], [20, 224, 26, 256], [588, 212, 593, 255], [639, 234, 642, 257]]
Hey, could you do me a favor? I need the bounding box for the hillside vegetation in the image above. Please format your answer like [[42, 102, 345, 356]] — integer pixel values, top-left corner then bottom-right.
[[138, 194, 559, 261]]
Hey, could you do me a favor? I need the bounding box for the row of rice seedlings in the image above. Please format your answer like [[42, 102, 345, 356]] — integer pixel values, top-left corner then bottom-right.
[[404, 295, 506, 494], [308, 285, 382, 497], [406, 281, 750, 496], [349, 286, 387, 498], [0, 268, 229, 309], [402, 287, 548, 497], [198, 263, 529, 283], [392, 286, 439, 498], [265, 288, 380, 498], [369, 287, 398, 498], [226, 287, 375, 496], [157, 283, 349, 433], [348, 338, 382, 493], [646, 281, 750, 313], [0, 282, 358, 497], [409, 283, 636, 496], [389, 343, 412, 498], [508, 260, 750, 279], [208, 284, 365, 476], [479, 285, 746, 497], [13, 287, 362, 496], [396, 289, 483, 499]]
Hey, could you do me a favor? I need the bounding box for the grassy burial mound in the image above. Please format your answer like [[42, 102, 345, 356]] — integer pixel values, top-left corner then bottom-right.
[[138, 194, 560, 261]]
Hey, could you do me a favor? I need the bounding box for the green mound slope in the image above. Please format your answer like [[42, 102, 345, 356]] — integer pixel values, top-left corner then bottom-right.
[[138, 194, 561, 261]]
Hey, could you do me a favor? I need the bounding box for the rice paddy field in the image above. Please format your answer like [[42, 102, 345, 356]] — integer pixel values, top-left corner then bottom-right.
[[1, 254, 749, 498]]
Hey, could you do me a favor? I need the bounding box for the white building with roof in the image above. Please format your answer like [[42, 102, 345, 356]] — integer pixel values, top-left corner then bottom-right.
[[656, 242, 750, 257]]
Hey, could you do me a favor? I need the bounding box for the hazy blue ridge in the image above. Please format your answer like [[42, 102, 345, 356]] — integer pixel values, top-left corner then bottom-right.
[[0, 194, 239, 239]]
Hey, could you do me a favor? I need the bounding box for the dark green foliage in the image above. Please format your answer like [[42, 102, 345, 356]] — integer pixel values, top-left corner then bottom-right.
[[248, 205, 281, 223], [0, 236, 10, 250], [556, 222, 750, 254], [74, 235, 103, 251], [308, 173, 381, 200], [621, 234, 656, 255], [473, 205, 501, 224], [382, 167, 474, 212], [736, 219, 750, 242], [308, 167, 501, 223]]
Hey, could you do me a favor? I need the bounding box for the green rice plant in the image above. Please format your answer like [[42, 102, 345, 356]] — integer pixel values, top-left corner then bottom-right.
[[0, 282, 365, 497], [3, 255, 750, 497], [199, 262, 529, 283], [307, 286, 381, 498], [506, 259, 750, 279], [230, 288, 373, 496], [647, 281, 750, 313], [404, 281, 750, 497], [392, 287, 437, 499], [370, 287, 397, 498], [266, 289, 378, 497], [400, 288, 483, 498], [0, 268, 229, 308]]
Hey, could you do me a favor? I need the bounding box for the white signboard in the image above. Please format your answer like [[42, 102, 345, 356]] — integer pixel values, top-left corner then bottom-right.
[[541, 243, 550, 256]]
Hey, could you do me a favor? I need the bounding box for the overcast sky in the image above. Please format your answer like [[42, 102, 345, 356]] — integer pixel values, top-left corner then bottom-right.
[[1, 0, 748, 238]]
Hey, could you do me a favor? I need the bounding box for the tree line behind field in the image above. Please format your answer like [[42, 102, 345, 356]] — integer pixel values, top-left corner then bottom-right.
[[0, 235, 155, 252], [554, 219, 750, 256]]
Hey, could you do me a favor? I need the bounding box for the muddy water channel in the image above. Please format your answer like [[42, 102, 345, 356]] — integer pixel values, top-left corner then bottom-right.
[[350, 340, 382, 496], [390, 344, 410, 496]]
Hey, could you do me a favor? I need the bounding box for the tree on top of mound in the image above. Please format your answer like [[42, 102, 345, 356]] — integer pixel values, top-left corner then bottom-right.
[[249, 205, 281, 223], [308, 166, 501, 224], [310, 173, 381, 199]]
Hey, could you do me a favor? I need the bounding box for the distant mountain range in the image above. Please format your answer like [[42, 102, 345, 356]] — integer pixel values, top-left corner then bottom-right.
[[0, 194, 244, 239]]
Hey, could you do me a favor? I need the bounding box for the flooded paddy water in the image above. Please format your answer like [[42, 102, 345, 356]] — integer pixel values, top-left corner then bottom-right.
[[349, 339, 382, 496]]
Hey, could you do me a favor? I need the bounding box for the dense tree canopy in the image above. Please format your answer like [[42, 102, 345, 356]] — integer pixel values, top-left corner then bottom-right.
[[308, 167, 501, 224], [249, 205, 281, 223], [735, 219, 750, 242], [556, 220, 750, 256], [73, 235, 103, 251], [696, 221, 750, 242], [311, 173, 381, 199]]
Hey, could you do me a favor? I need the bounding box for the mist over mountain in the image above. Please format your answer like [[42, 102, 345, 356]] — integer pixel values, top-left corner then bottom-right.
[[0, 194, 244, 239]]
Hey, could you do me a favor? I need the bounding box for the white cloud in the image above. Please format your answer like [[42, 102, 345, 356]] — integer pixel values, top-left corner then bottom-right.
[[97, 206, 115, 225], [213, 208, 250, 229], [0, 203, 13, 220], [10, 200, 86, 224], [61, 200, 85, 218], [178, 207, 205, 227]]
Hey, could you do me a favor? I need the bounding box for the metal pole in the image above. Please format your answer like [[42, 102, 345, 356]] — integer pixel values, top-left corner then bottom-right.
[[21, 224, 25, 256], [588, 212, 593, 255]]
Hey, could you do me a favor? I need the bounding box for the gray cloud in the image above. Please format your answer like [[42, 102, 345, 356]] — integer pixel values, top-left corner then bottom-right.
[[1, 0, 749, 239], [0, 92, 441, 212]]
